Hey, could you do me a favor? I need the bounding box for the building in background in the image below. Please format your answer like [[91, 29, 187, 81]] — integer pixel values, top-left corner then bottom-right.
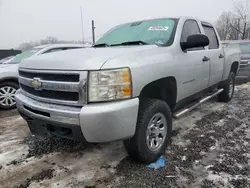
[[0, 49, 21, 60]]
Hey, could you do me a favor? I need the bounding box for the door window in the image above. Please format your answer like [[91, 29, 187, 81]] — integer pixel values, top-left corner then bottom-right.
[[181, 20, 203, 51], [202, 25, 219, 49], [181, 20, 201, 42]]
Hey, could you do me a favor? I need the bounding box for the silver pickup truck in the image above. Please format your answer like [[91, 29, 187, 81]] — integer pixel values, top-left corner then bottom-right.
[[16, 17, 240, 163]]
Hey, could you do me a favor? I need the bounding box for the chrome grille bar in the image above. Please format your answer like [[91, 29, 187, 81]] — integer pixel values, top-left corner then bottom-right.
[[18, 68, 88, 106], [19, 76, 79, 92]]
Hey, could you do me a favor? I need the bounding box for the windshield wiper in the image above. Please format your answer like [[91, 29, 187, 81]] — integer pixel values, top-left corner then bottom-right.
[[93, 43, 110, 47], [93, 41, 149, 47], [118, 40, 149, 46]]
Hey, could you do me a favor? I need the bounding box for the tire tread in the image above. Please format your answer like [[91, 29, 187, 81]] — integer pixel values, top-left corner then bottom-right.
[[124, 98, 172, 163]]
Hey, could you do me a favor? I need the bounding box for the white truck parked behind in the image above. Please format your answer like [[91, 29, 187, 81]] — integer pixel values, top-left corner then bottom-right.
[[16, 17, 240, 163]]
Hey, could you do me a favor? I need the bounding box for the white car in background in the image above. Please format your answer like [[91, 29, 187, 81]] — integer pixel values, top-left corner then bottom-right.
[[0, 44, 84, 109], [0, 56, 15, 64]]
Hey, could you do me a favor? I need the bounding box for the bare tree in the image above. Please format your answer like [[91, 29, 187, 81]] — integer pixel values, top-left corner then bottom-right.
[[18, 43, 34, 51], [216, 0, 250, 40], [216, 12, 233, 40], [228, 15, 242, 40], [40, 36, 59, 45], [232, 0, 250, 40], [17, 36, 87, 51]]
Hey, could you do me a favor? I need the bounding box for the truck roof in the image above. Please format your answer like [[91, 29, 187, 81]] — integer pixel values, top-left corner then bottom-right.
[[117, 16, 213, 27]]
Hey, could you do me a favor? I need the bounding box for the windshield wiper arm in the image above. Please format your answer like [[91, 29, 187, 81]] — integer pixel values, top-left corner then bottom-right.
[[93, 41, 149, 47], [118, 40, 149, 46], [93, 43, 110, 47]]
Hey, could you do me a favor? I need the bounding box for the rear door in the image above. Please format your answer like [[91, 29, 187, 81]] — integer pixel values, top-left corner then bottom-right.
[[202, 23, 224, 86], [179, 20, 210, 97]]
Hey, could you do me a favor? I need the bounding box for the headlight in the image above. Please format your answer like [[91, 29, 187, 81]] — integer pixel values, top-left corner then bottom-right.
[[88, 68, 132, 102]]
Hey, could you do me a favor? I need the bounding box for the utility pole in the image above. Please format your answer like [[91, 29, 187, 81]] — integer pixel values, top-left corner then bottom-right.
[[80, 6, 84, 44], [92, 20, 96, 44]]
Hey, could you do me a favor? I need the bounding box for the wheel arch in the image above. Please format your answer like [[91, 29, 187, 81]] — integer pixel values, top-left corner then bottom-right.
[[230, 61, 239, 75], [139, 76, 177, 111], [0, 77, 19, 85]]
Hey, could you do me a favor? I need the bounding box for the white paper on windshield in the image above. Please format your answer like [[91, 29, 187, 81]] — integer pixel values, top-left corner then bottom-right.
[[148, 26, 169, 31]]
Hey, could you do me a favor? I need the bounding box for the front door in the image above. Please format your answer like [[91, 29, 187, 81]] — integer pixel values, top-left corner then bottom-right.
[[178, 20, 210, 100]]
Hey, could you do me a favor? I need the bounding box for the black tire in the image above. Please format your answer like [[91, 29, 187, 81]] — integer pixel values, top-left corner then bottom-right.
[[123, 99, 172, 163], [0, 81, 19, 110], [218, 72, 235, 102]]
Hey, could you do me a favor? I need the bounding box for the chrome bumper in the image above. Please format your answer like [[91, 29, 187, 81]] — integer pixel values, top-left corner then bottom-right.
[[15, 90, 139, 143], [79, 98, 139, 142]]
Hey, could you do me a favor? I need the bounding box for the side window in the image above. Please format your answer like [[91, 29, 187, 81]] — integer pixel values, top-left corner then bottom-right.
[[202, 25, 219, 49], [181, 20, 201, 43]]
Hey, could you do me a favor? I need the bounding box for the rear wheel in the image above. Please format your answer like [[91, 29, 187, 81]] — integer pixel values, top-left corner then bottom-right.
[[218, 72, 235, 102], [0, 81, 19, 110], [123, 99, 172, 163]]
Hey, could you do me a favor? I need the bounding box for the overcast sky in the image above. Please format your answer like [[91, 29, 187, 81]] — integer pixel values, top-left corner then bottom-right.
[[0, 0, 233, 49]]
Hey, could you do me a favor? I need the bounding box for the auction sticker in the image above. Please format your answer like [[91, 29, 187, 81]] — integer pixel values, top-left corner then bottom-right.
[[148, 26, 169, 31]]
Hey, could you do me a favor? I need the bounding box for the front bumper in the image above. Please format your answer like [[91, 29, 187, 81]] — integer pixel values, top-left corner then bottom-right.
[[15, 90, 139, 143], [236, 64, 250, 83], [237, 64, 250, 77]]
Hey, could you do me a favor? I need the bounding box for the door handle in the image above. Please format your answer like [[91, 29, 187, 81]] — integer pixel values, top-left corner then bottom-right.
[[219, 54, 224, 58], [202, 56, 210, 62]]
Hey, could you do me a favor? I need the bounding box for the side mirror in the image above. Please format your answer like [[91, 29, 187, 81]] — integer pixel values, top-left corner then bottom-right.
[[181, 34, 209, 50]]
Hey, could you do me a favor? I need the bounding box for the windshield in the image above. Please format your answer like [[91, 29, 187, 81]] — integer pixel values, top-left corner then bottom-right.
[[0, 56, 14, 64], [9, 48, 43, 64], [227, 43, 250, 53], [238, 43, 250, 53], [95, 18, 176, 46]]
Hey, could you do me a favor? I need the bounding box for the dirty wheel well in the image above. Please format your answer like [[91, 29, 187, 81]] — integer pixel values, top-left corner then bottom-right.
[[0, 78, 19, 84], [139, 77, 177, 111], [231, 62, 239, 75], [0, 79, 19, 86]]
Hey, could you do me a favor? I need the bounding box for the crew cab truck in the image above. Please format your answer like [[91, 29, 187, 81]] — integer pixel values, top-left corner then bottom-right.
[[15, 17, 240, 163]]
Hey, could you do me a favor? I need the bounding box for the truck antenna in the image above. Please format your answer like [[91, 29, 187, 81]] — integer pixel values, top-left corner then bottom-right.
[[80, 6, 84, 44]]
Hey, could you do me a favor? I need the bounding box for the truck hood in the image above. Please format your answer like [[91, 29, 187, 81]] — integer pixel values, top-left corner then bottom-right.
[[241, 53, 250, 60], [19, 45, 157, 71]]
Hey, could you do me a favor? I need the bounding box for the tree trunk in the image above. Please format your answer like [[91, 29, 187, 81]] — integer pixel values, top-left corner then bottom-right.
[[242, 22, 247, 40]]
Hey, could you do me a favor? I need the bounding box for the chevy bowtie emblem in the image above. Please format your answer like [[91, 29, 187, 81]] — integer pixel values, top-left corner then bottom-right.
[[31, 78, 42, 90]]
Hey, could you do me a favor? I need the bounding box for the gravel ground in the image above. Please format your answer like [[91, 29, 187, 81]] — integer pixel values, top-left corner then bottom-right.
[[14, 169, 55, 188], [0, 84, 250, 188], [103, 85, 250, 188]]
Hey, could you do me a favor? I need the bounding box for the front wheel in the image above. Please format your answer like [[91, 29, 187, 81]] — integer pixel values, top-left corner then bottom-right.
[[123, 99, 172, 163], [0, 81, 19, 110], [218, 72, 235, 102]]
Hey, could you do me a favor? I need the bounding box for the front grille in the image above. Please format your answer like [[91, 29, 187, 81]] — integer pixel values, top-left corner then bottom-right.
[[19, 70, 79, 82], [20, 84, 79, 101], [240, 60, 250, 68], [18, 69, 88, 105]]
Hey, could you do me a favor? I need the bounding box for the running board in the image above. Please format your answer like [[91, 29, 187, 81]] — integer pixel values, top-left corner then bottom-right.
[[173, 88, 224, 118]]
